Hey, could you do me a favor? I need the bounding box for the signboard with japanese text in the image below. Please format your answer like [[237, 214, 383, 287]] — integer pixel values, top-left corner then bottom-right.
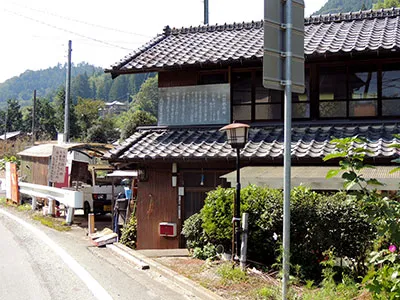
[[158, 84, 230, 126], [49, 146, 68, 183]]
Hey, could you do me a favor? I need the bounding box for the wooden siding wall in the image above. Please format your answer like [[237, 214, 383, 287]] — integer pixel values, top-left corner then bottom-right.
[[20, 157, 49, 186], [136, 167, 179, 249], [159, 70, 198, 87]]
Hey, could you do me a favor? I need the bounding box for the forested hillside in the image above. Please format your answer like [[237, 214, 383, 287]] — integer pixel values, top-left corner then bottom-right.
[[314, 0, 379, 15], [0, 62, 153, 107]]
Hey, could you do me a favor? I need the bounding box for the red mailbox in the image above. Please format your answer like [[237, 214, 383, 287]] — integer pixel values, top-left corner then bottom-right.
[[159, 222, 177, 237]]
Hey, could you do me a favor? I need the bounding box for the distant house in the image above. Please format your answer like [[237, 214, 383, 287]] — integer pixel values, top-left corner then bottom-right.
[[0, 131, 23, 141], [105, 9, 400, 249], [99, 101, 128, 117]]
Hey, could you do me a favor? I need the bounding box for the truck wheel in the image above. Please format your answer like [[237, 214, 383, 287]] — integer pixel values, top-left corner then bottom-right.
[[84, 202, 90, 217]]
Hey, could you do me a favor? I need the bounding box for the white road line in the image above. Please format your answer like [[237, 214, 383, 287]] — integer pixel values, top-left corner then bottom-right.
[[0, 208, 113, 300]]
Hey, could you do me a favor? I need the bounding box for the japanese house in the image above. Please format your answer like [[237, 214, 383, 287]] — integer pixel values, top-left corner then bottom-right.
[[105, 9, 400, 249]]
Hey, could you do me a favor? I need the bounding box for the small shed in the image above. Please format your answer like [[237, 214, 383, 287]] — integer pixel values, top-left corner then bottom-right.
[[18, 143, 96, 186]]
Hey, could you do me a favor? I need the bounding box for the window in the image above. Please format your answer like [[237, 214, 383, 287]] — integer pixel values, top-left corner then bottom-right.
[[232, 72, 252, 121], [382, 64, 400, 116], [319, 66, 347, 118], [348, 67, 378, 117], [292, 69, 310, 119], [231, 70, 309, 122], [318, 65, 378, 118], [255, 71, 282, 120]]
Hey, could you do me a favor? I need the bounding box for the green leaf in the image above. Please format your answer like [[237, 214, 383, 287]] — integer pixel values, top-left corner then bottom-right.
[[323, 152, 347, 161], [363, 164, 376, 169], [326, 169, 340, 179], [366, 179, 384, 186], [390, 167, 400, 174], [342, 171, 357, 181], [392, 271, 399, 280], [344, 180, 356, 190]]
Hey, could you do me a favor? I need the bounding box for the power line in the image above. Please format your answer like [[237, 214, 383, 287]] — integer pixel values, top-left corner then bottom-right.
[[8, 1, 152, 38], [4, 8, 134, 51]]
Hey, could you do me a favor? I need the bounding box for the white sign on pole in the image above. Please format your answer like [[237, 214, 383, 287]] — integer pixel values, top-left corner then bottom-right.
[[5, 162, 11, 199], [49, 146, 68, 183]]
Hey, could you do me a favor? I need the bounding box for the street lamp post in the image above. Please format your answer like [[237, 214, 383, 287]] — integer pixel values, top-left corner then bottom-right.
[[220, 122, 250, 260]]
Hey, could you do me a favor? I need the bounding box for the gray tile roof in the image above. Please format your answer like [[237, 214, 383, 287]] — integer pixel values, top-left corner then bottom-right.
[[107, 8, 400, 75], [106, 123, 400, 162]]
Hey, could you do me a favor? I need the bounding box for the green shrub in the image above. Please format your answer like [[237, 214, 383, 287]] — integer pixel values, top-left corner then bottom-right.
[[182, 213, 205, 249], [0, 155, 20, 170], [290, 190, 374, 279], [120, 214, 137, 249], [196, 185, 374, 281], [200, 186, 234, 249], [363, 246, 400, 299], [216, 262, 248, 285], [192, 243, 217, 260]]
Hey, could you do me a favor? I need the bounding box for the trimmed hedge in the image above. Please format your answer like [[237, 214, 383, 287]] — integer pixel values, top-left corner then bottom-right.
[[183, 185, 375, 280]]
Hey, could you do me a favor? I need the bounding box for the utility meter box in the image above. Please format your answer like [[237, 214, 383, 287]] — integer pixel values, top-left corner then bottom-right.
[[159, 222, 177, 237]]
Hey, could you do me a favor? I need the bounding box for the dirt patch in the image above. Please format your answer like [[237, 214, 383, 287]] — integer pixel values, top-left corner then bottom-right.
[[154, 257, 277, 299]]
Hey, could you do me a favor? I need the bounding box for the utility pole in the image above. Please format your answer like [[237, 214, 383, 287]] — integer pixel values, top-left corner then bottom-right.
[[32, 90, 36, 145], [64, 40, 72, 143], [204, 0, 209, 25]]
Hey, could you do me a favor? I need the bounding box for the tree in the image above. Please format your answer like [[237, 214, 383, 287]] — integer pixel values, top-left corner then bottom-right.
[[71, 73, 92, 104], [108, 76, 129, 102], [52, 86, 80, 139], [93, 74, 113, 100], [6, 99, 23, 132], [23, 98, 57, 140], [74, 97, 105, 139], [86, 117, 119, 143], [374, 0, 400, 8], [119, 110, 157, 139], [132, 75, 159, 117]]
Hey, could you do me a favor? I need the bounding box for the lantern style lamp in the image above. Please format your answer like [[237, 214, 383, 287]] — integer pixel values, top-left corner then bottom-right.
[[220, 123, 250, 149], [219, 122, 249, 260]]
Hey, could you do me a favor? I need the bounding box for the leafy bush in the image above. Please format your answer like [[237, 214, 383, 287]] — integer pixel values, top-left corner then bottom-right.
[[181, 213, 205, 249], [217, 262, 248, 285], [120, 214, 137, 249], [291, 191, 374, 279], [192, 243, 217, 260], [200, 187, 234, 250], [0, 155, 20, 170], [363, 245, 400, 299], [188, 184, 375, 281]]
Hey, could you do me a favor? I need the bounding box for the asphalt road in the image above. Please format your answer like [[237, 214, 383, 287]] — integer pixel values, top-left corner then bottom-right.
[[0, 208, 198, 300]]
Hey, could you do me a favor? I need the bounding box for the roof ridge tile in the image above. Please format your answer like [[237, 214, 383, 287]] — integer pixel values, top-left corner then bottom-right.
[[169, 20, 264, 35], [306, 7, 400, 25]]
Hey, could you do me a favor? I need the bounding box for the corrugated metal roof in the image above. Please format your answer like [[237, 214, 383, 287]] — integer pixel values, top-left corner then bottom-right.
[[0, 131, 21, 140], [221, 166, 400, 190], [107, 8, 400, 75], [18, 143, 85, 158], [106, 123, 400, 162]]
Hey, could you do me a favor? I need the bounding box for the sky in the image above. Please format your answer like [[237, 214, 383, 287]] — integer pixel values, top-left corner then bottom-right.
[[0, 0, 327, 84]]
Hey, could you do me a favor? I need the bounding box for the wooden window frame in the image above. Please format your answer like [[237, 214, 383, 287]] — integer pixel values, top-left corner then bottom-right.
[[316, 59, 400, 120]]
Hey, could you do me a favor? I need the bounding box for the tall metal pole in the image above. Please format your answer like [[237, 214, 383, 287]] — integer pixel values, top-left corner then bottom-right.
[[282, 0, 293, 298], [32, 89, 36, 145], [204, 0, 209, 25], [235, 147, 241, 259], [64, 40, 72, 143]]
